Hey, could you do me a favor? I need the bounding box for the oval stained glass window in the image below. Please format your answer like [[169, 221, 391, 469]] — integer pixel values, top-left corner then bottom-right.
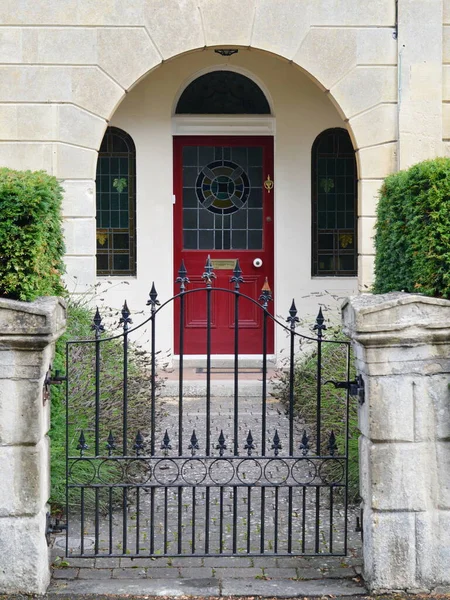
[[195, 160, 250, 215]]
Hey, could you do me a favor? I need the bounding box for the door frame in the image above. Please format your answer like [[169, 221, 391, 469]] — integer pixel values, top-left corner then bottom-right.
[[173, 135, 275, 357]]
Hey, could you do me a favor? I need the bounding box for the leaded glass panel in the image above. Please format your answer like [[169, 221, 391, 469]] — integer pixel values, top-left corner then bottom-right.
[[176, 71, 271, 115], [312, 129, 357, 276], [96, 127, 136, 276], [182, 146, 264, 250]]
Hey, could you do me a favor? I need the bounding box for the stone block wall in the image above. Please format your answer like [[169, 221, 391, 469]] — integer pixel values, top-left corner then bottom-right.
[[0, 0, 404, 292], [343, 293, 450, 592], [0, 297, 66, 595]]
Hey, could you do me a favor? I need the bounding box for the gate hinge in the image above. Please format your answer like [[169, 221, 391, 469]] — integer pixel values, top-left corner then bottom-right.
[[324, 374, 365, 405], [46, 512, 67, 545], [43, 367, 67, 405]]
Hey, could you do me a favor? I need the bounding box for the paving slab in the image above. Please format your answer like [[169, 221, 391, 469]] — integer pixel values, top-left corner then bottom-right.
[[77, 569, 112, 580], [221, 576, 367, 597], [52, 569, 79, 580], [112, 568, 147, 579], [49, 577, 221, 596]]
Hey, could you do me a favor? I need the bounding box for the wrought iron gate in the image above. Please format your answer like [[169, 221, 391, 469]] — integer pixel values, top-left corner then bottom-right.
[[63, 257, 356, 558]]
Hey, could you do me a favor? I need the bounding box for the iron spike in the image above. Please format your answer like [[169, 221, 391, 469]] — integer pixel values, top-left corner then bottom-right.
[[147, 282, 160, 310], [119, 300, 132, 329], [271, 429, 282, 456], [286, 299, 299, 329], [202, 255, 216, 287], [176, 260, 190, 292], [76, 430, 88, 456], [327, 430, 338, 456], [259, 277, 272, 309], [106, 430, 116, 456], [299, 429, 310, 455], [230, 259, 244, 290], [244, 430, 255, 456], [188, 430, 199, 455], [216, 430, 227, 457], [161, 429, 172, 454], [91, 307, 105, 337], [313, 306, 327, 338], [133, 431, 145, 456]]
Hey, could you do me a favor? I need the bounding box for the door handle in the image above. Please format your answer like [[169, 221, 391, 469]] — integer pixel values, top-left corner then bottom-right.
[[253, 258, 263, 268]]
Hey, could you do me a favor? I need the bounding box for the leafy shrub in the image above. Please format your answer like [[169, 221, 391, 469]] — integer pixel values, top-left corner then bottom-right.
[[0, 168, 66, 301], [49, 298, 163, 512], [374, 157, 450, 298], [272, 330, 360, 503]]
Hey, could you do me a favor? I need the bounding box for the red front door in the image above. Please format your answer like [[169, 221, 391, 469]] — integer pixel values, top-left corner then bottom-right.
[[173, 136, 274, 355]]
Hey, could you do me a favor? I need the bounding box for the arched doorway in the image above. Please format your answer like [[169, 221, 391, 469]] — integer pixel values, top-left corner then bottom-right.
[[173, 70, 275, 355]]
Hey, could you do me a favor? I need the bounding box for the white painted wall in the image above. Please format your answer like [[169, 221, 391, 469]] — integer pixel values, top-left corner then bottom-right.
[[99, 49, 358, 358]]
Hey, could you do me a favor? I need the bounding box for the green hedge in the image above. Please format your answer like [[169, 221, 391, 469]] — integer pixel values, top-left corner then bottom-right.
[[0, 168, 66, 301], [374, 157, 450, 298]]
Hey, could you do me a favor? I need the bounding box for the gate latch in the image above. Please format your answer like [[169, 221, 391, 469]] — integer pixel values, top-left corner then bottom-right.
[[324, 374, 365, 405], [46, 512, 67, 546], [43, 367, 67, 405]]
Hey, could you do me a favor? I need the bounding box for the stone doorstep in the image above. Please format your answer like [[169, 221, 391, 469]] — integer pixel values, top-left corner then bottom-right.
[[48, 575, 366, 597]]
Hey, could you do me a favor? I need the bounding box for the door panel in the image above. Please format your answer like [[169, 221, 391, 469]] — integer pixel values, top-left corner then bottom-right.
[[174, 136, 274, 354]]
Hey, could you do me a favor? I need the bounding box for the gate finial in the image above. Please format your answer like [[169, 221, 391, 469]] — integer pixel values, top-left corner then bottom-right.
[[299, 430, 310, 455], [133, 431, 145, 456], [259, 277, 272, 310], [188, 430, 199, 455], [286, 299, 299, 329], [161, 429, 172, 454], [120, 301, 132, 330], [313, 307, 327, 339], [216, 430, 227, 456], [244, 430, 255, 456], [176, 260, 190, 292], [202, 255, 216, 287], [147, 282, 160, 311], [76, 430, 88, 457], [271, 430, 282, 456], [327, 430, 338, 456], [106, 431, 116, 456], [92, 307, 105, 337], [230, 259, 244, 290]]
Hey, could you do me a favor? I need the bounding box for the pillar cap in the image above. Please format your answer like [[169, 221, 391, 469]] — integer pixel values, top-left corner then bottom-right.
[[0, 296, 66, 349], [342, 292, 450, 346]]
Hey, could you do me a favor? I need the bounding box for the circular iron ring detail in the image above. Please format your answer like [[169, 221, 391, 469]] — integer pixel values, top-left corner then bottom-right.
[[209, 459, 235, 485], [264, 458, 290, 485], [98, 459, 124, 484], [237, 458, 262, 485], [291, 459, 317, 485], [181, 459, 208, 485], [318, 459, 345, 486], [125, 459, 152, 484], [69, 459, 97, 485], [153, 459, 179, 485]]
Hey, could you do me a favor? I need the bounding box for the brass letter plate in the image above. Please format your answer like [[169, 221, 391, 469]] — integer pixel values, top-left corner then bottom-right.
[[211, 259, 237, 270]]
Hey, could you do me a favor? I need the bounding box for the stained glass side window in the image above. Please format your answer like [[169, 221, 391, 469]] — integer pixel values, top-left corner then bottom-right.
[[96, 127, 136, 276], [183, 146, 263, 250], [176, 71, 271, 115], [312, 128, 357, 276]]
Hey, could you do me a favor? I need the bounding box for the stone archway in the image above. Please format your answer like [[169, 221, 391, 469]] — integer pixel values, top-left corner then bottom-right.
[[0, 0, 398, 295]]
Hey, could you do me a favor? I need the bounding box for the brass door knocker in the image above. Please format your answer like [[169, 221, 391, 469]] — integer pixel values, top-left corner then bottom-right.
[[264, 174, 274, 193]]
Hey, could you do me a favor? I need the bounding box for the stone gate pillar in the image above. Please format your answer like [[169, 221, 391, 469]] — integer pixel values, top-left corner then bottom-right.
[[0, 297, 66, 595], [342, 293, 450, 593]]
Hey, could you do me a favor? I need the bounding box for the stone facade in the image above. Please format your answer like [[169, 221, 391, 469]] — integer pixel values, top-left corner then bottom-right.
[[343, 293, 450, 593], [0, 297, 66, 594], [0, 0, 444, 307]]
